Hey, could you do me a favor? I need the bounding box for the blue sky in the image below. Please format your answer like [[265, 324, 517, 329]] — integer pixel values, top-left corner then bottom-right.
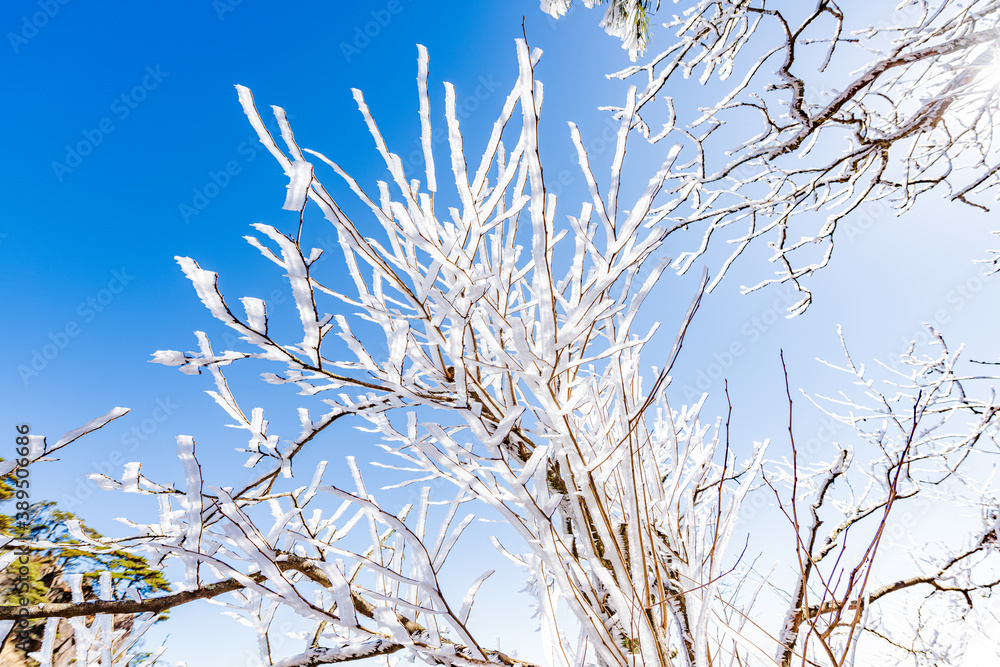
[[2, 0, 627, 502], [1, 2, 634, 662], [4, 1, 1000, 665]]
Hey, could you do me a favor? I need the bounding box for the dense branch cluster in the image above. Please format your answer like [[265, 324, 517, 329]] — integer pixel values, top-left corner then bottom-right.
[[606, 0, 1000, 312], [4, 3, 1000, 665]]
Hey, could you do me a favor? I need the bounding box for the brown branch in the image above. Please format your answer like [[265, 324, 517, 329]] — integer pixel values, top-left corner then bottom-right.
[[0, 553, 361, 623], [774, 351, 850, 667], [805, 542, 998, 620], [0, 572, 264, 621], [768, 27, 1000, 159], [0, 552, 536, 667]]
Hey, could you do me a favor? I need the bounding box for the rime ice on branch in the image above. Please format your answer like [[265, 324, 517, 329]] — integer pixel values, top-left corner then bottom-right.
[[11, 28, 1000, 667], [602, 0, 1000, 313]]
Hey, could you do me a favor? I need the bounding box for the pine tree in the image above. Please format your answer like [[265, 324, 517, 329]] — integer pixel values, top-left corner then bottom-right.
[[541, 0, 659, 59], [0, 466, 169, 666]]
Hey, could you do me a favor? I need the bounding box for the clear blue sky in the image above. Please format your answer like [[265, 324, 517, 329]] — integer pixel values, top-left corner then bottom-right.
[[1, 0, 630, 503], [3, 1, 1000, 665]]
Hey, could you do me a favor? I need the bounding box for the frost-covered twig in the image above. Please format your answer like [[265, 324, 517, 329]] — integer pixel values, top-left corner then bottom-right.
[[607, 0, 1000, 312]]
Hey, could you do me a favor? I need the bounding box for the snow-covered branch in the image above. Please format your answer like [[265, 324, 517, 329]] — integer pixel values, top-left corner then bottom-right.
[[607, 0, 1000, 312]]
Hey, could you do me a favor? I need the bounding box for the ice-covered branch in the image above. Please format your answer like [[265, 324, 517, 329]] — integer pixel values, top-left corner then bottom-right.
[[606, 0, 1000, 311]]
